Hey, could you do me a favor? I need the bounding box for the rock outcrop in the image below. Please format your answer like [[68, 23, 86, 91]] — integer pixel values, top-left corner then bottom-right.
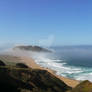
[[0, 60, 6, 66], [16, 63, 29, 68]]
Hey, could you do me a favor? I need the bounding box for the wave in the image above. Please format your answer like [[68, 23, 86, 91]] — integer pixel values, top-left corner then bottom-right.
[[31, 52, 92, 82], [75, 72, 92, 81]]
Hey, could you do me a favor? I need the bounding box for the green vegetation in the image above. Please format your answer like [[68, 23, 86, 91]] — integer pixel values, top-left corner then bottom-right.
[[0, 60, 92, 92], [0, 61, 71, 92], [71, 80, 92, 92], [16, 63, 29, 68]]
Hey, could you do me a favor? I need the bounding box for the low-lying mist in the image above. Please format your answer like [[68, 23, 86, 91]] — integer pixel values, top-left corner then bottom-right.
[[0, 44, 51, 67]]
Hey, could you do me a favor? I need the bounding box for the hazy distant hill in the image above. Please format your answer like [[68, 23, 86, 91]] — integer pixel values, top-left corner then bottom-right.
[[13, 45, 52, 53]]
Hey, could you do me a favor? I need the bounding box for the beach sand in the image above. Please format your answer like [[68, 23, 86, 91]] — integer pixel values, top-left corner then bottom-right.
[[19, 56, 80, 88], [0, 55, 80, 88]]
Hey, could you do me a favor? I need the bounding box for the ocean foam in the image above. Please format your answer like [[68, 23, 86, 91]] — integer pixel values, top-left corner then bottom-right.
[[31, 52, 92, 82]]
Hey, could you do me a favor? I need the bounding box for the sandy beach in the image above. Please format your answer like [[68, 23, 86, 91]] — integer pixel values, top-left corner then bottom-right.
[[19, 56, 80, 88], [0, 55, 80, 88]]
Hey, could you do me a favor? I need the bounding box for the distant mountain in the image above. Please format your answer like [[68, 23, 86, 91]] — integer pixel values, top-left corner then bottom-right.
[[13, 45, 52, 53]]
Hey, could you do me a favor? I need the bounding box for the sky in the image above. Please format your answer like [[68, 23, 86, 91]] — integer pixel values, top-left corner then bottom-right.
[[0, 0, 92, 46]]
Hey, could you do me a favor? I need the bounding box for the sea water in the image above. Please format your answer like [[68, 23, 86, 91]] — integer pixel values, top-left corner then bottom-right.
[[32, 46, 92, 81]]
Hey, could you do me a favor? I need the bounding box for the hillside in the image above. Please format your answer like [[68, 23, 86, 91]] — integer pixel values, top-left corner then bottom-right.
[[0, 60, 71, 92], [13, 45, 52, 53], [0, 59, 92, 92], [70, 80, 92, 92]]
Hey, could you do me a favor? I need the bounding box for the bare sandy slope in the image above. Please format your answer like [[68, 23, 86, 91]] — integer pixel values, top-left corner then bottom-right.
[[0, 55, 79, 88]]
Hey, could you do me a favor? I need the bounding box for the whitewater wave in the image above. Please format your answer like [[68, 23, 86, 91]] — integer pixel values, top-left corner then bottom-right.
[[31, 52, 92, 82], [74, 69, 92, 81]]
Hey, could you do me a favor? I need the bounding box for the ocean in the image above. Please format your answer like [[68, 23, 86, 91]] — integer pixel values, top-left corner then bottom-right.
[[33, 46, 92, 81]]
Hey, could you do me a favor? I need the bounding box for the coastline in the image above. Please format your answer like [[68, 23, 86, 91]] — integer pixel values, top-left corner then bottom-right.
[[0, 55, 80, 88], [20, 56, 80, 88]]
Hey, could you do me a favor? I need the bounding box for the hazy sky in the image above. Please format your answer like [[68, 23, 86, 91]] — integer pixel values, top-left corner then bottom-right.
[[0, 0, 92, 46]]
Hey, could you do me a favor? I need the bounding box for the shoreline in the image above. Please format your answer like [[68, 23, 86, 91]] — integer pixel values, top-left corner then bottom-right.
[[20, 56, 80, 88], [0, 54, 80, 88]]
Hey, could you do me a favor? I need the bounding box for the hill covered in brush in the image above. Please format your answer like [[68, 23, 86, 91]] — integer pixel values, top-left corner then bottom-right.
[[70, 80, 92, 92], [0, 60, 71, 92], [0, 60, 92, 92]]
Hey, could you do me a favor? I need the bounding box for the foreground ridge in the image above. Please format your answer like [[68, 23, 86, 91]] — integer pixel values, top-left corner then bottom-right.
[[0, 60, 71, 92], [0, 60, 92, 92]]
